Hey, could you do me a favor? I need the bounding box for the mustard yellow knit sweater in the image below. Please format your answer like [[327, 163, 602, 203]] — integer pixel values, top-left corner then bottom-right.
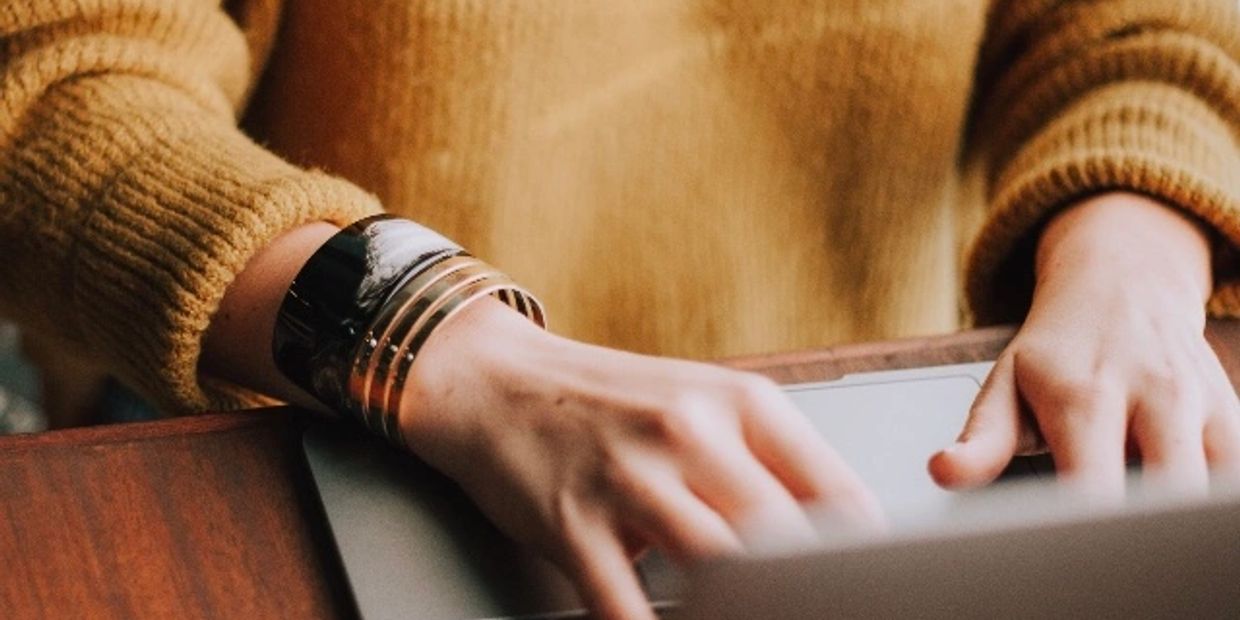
[[1, 1, 1238, 413]]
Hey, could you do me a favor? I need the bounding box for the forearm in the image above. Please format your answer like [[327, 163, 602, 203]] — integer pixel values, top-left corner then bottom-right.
[[0, 1, 381, 413]]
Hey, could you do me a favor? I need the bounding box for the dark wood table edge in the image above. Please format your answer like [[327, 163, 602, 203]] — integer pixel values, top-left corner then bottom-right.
[[0, 325, 1020, 451], [722, 325, 1017, 382], [0, 406, 293, 452], [10, 320, 1240, 451]]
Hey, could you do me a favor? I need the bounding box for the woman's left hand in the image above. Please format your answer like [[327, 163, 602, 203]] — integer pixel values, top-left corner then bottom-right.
[[930, 192, 1240, 499]]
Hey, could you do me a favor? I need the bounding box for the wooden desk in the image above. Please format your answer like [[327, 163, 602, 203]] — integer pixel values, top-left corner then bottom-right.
[[4, 324, 1240, 618]]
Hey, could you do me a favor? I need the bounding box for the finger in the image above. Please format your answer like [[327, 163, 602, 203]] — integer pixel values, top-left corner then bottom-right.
[[739, 391, 882, 523], [685, 436, 818, 548], [1204, 410, 1240, 480], [563, 511, 655, 620], [1037, 388, 1128, 502], [612, 462, 743, 562], [1194, 351, 1240, 480], [1131, 399, 1209, 497], [930, 354, 1024, 489]]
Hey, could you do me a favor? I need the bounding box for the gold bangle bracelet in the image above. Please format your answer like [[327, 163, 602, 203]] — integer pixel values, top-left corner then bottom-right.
[[373, 265, 496, 446], [345, 254, 545, 448], [347, 253, 465, 416], [351, 256, 480, 431], [381, 274, 519, 446]]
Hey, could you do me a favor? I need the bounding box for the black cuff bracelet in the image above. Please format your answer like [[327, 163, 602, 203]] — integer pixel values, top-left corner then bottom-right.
[[273, 215, 462, 416]]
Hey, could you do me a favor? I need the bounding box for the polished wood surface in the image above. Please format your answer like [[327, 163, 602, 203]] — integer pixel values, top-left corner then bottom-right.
[[0, 409, 356, 619], [2, 323, 1239, 618], [732, 321, 1240, 389]]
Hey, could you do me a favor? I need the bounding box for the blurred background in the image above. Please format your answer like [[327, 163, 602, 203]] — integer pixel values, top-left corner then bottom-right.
[[0, 323, 46, 434]]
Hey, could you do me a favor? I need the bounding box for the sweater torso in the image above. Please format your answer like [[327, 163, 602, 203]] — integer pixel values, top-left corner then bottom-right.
[[245, 1, 990, 358]]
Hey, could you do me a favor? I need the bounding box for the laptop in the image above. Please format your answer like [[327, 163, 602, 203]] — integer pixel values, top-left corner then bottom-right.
[[679, 476, 1240, 619], [301, 361, 1238, 619]]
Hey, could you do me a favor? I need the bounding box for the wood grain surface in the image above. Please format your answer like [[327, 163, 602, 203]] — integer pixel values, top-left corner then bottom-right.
[[0, 410, 356, 619], [1, 323, 1238, 618]]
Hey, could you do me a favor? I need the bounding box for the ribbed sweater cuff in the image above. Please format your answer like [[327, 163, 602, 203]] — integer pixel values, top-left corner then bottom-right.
[[73, 116, 382, 413], [965, 82, 1240, 324]]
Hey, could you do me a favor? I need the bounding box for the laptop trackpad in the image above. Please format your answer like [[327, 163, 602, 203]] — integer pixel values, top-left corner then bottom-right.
[[787, 371, 982, 516]]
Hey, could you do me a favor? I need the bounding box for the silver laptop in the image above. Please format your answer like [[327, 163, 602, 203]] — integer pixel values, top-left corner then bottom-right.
[[679, 476, 1240, 619], [302, 362, 1239, 619]]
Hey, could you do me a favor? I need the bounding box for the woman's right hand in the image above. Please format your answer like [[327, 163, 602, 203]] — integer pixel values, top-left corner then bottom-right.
[[397, 298, 881, 620]]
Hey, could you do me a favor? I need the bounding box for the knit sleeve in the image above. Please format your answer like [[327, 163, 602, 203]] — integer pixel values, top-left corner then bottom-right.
[[963, 0, 1240, 324], [0, 2, 382, 413]]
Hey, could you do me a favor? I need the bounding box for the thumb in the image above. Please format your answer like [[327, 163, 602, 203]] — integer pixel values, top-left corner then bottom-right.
[[929, 354, 1023, 489]]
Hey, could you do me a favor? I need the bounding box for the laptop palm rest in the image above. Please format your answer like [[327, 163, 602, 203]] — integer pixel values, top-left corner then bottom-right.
[[304, 424, 582, 619]]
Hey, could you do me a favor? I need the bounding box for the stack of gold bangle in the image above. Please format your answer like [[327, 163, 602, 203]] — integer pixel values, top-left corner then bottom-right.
[[273, 215, 545, 450], [347, 254, 546, 449]]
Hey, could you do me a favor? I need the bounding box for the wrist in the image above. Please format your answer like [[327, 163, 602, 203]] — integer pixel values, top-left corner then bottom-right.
[[202, 222, 340, 411], [266, 215, 545, 450], [1035, 192, 1213, 304], [397, 296, 554, 447]]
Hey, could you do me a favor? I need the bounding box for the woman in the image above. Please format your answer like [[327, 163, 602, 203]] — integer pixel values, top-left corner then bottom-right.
[[1, 1, 1238, 618]]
